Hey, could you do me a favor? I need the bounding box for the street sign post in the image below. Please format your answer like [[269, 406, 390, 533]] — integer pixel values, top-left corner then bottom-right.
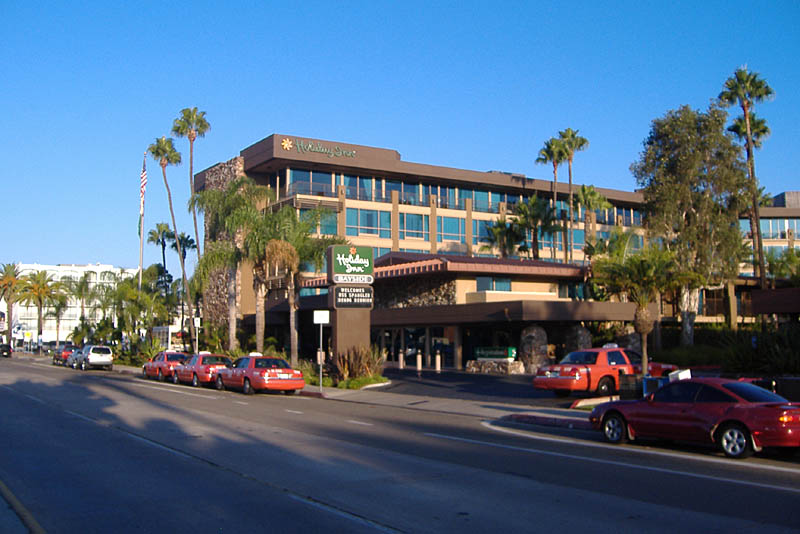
[[313, 310, 330, 394]]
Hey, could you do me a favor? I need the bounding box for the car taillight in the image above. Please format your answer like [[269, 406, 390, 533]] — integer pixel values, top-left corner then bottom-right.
[[779, 414, 796, 423], [563, 368, 581, 378]]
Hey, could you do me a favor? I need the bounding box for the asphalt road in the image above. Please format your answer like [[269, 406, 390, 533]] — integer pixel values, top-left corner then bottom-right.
[[2, 358, 799, 533]]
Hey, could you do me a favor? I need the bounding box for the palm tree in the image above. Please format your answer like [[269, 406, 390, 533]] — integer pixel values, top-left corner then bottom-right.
[[149, 136, 198, 353], [18, 271, 63, 353], [147, 222, 175, 274], [728, 112, 770, 148], [192, 176, 273, 351], [171, 232, 197, 264], [47, 295, 69, 349], [592, 245, 682, 375], [0, 263, 21, 345], [558, 128, 589, 262], [576, 184, 612, 248], [535, 137, 568, 259], [65, 272, 93, 320], [264, 239, 300, 365], [514, 196, 561, 260], [719, 67, 774, 290], [481, 214, 525, 258], [172, 107, 210, 263]]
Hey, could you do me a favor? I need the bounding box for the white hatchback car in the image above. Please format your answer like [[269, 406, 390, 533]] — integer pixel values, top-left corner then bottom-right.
[[76, 345, 114, 371]]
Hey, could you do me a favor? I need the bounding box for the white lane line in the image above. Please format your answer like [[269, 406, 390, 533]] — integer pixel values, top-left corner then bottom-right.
[[234, 401, 248, 405], [129, 382, 218, 399], [427, 429, 800, 494], [24, 394, 45, 404], [484, 421, 800, 476], [347, 420, 373, 426], [285, 410, 304, 414]]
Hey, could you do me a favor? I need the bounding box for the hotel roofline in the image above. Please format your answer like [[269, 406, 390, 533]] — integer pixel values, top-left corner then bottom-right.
[[197, 133, 643, 205]]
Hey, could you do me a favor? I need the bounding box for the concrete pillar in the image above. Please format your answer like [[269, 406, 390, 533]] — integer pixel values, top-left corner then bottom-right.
[[400, 328, 406, 367], [416, 351, 422, 372], [454, 325, 463, 370], [435, 349, 441, 374], [424, 327, 431, 367]]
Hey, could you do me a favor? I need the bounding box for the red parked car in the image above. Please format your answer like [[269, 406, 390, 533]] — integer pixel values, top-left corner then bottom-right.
[[53, 344, 78, 366], [590, 377, 800, 459], [215, 355, 304, 395], [172, 352, 232, 387], [142, 351, 188, 381], [533, 345, 676, 396]]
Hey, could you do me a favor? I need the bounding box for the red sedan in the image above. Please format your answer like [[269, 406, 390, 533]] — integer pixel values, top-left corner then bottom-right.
[[215, 356, 304, 395], [172, 352, 232, 387], [142, 351, 188, 381], [590, 377, 800, 459]]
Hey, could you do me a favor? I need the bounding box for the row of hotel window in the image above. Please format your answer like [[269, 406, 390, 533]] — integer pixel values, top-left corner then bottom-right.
[[341, 208, 642, 250], [740, 218, 800, 239], [280, 168, 643, 224]]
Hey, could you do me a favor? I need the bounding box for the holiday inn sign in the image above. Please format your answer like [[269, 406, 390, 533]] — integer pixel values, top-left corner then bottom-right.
[[328, 245, 374, 285]]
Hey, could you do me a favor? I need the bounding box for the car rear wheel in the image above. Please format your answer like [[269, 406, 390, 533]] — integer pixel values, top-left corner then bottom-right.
[[215, 375, 225, 391], [718, 423, 753, 459], [603, 412, 628, 444], [172, 372, 179, 384], [158, 369, 164, 382], [243, 378, 253, 395], [191, 374, 199, 387], [596, 377, 615, 396]]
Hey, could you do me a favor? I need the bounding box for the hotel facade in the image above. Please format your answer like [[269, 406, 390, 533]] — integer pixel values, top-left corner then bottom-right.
[[197, 135, 800, 365]]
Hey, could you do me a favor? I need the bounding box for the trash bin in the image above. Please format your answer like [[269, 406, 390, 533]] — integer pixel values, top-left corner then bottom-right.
[[643, 377, 669, 396], [619, 374, 643, 399]]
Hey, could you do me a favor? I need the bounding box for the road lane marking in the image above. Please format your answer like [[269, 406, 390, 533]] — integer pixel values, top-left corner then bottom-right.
[[347, 420, 373, 426], [129, 382, 218, 399], [285, 410, 304, 414], [427, 428, 800, 494], [484, 421, 800, 476], [234, 401, 248, 405]]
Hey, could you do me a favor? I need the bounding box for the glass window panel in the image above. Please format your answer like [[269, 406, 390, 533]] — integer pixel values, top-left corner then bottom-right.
[[494, 277, 511, 291], [320, 212, 337, 235], [476, 276, 492, 291], [290, 169, 310, 183], [380, 211, 392, 239]]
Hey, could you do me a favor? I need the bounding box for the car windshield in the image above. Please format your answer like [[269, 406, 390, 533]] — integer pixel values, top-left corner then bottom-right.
[[92, 347, 112, 354], [723, 382, 788, 403], [203, 356, 231, 365], [560, 351, 598, 365], [167, 354, 185, 362], [254, 358, 291, 369]]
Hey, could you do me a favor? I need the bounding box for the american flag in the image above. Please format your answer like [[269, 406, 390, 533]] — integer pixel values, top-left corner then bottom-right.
[[139, 152, 147, 213]]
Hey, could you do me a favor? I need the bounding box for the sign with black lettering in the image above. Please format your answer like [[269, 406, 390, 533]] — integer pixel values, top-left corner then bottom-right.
[[331, 285, 374, 309]]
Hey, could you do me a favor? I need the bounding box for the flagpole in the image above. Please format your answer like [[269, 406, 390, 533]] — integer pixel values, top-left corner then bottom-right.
[[138, 151, 147, 291]]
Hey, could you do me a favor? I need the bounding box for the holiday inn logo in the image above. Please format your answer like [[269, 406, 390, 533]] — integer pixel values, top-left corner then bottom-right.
[[281, 138, 356, 159]]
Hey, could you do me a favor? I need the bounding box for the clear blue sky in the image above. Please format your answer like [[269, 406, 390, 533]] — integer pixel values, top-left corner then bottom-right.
[[3, 1, 798, 275]]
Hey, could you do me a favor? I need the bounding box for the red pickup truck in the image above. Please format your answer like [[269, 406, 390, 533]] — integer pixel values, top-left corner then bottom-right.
[[533, 346, 676, 397]]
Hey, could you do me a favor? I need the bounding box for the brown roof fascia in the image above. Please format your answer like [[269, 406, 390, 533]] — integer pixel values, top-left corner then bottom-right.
[[239, 134, 643, 203], [751, 288, 800, 314]]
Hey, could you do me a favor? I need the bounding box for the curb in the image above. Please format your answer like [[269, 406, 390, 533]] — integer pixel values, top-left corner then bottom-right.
[[0, 478, 46, 534], [502, 413, 593, 431]]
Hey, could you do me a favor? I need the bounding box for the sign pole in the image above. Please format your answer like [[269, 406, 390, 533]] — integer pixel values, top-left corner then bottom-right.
[[313, 310, 330, 394], [319, 322, 323, 394]]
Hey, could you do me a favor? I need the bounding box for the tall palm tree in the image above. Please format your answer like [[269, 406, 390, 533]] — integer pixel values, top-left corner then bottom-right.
[[575, 184, 612, 248], [558, 128, 589, 262], [728, 113, 771, 276], [535, 137, 568, 259], [192, 176, 273, 351], [172, 107, 210, 263], [47, 294, 69, 349], [147, 222, 175, 274], [719, 67, 774, 289], [514, 196, 561, 260], [18, 271, 63, 353], [0, 263, 21, 345], [264, 239, 300, 365], [149, 136, 198, 353], [171, 232, 197, 264], [481, 214, 525, 258], [65, 272, 93, 320]]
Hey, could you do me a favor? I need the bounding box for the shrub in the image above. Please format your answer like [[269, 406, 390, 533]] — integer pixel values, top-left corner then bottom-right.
[[331, 345, 385, 382], [722, 324, 800, 376], [337, 375, 389, 389]]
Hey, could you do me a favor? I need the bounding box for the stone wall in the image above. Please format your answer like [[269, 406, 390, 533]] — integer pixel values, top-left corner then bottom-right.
[[200, 157, 244, 328], [376, 275, 456, 309], [466, 360, 526, 375]]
